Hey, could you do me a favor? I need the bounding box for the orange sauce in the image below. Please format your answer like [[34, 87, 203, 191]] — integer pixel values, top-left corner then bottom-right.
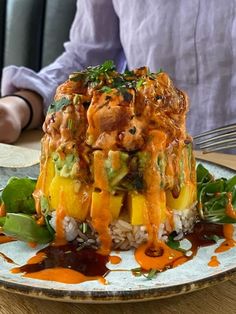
[[11, 244, 109, 284], [98, 277, 108, 285], [111, 151, 121, 170], [215, 224, 236, 253], [23, 267, 104, 284], [53, 189, 67, 246], [27, 252, 47, 264], [28, 242, 37, 249], [135, 242, 184, 271], [92, 190, 112, 255], [172, 256, 189, 268], [225, 192, 236, 219], [0, 235, 15, 244], [36, 216, 45, 226], [109, 255, 122, 265], [143, 130, 167, 248], [208, 255, 220, 267], [93, 150, 109, 190], [0, 203, 6, 217]]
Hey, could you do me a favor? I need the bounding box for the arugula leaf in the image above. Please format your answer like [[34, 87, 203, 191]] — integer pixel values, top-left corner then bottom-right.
[[3, 213, 53, 244], [1, 177, 37, 214], [197, 164, 213, 184], [48, 97, 71, 113], [226, 175, 236, 192], [197, 164, 236, 223]]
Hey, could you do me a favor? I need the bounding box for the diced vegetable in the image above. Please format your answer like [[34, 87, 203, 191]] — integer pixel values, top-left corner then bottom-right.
[[128, 192, 147, 225], [128, 192, 166, 225], [166, 182, 196, 210], [104, 151, 129, 188], [90, 191, 124, 220], [53, 153, 77, 178], [49, 175, 91, 220]]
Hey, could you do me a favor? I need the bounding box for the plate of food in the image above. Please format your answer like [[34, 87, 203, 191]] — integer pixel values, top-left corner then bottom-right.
[[0, 62, 235, 303]]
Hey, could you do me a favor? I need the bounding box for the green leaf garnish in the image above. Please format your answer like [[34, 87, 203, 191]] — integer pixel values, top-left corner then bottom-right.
[[67, 118, 73, 130], [197, 164, 236, 223], [69, 60, 116, 85], [100, 86, 112, 93], [131, 267, 159, 280], [167, 233, 186, 253], [136, 79, 144, 88], [48, 97, 70, 113], [2, 213, 53, 244], [1, 177, 37, 214]]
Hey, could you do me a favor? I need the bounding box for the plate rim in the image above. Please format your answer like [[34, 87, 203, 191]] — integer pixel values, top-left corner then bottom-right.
[[0, 267, 235, 303]]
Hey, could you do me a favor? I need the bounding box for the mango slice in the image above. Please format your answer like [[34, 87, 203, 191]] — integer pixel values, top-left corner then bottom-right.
[[90, 192, 124, 220], [128, 192, 167, 225], [166, 182, 196, 210], [36, 157, 55, 197], [49, 175, 91, 220]]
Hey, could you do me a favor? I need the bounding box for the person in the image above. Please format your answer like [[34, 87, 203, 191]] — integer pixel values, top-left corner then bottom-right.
[[0, 0, 235, 144]]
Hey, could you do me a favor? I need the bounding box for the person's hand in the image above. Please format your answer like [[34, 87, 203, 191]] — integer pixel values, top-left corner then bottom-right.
[[0, 96, 28, 143], [0, 91, 44, 144]]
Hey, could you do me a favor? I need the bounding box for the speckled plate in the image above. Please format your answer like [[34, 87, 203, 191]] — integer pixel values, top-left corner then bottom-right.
[[0, 160, 235, 303]]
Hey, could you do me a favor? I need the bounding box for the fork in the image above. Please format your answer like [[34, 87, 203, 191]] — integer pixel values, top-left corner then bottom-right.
[[193, 123, 236, 153]]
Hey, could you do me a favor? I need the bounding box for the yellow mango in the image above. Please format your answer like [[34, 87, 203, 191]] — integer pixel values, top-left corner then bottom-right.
[[36, 157, 55, 196], [128, 192, 166, 225], [166, 182, 196, 210], [49, 175, 91, 220], [90, 192, 124, 220], [128, 193, 147, 225]]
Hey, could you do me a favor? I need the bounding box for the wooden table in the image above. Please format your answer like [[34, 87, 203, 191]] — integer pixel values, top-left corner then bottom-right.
[[0, 130, 235, 314]]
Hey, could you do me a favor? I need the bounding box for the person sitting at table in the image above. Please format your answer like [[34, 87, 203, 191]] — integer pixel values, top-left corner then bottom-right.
[[0, 0, 235, 144]]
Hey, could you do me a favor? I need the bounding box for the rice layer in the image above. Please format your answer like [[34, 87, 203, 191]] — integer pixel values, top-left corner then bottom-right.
[[50, 203, 197, 250]]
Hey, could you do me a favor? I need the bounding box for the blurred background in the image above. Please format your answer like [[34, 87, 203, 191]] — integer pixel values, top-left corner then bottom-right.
[[0, 0, 76, 91]]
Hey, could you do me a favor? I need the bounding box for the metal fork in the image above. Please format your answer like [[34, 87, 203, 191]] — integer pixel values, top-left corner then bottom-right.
[[193, 123, 236, 153]]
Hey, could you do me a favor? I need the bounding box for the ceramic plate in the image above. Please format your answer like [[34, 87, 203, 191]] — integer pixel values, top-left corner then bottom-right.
[[0, 161, 235, 303]]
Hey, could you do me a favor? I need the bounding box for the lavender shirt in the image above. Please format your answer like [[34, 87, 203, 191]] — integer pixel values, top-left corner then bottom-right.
[[1, 0, 236, 136]]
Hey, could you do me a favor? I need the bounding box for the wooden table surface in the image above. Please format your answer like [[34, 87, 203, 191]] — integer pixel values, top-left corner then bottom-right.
[[0, 130, 235, 314]]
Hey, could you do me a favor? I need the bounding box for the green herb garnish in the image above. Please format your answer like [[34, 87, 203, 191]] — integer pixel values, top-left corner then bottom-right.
[[100, 86, 112, 93], [131, 267, 159, 280], [167, 233, 186, 253], [67, 118, 73, 130], [69, 60, 115, 86], [136, 79, 144, 88], [48, 98, 71, 113], [197, 164, 236, 223], [1, 177, 37, 214]]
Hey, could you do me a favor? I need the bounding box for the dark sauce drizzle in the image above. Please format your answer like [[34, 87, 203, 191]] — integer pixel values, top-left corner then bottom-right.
[[0, 222, 229, 282]]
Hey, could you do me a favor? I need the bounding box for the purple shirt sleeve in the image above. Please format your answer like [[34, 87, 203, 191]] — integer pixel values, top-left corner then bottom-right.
[[1, 0, 126, 111]]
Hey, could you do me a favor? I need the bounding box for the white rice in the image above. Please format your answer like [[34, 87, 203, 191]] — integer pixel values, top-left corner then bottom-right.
[[50, 211, 80, 241], [49, 202, 198, 249]]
